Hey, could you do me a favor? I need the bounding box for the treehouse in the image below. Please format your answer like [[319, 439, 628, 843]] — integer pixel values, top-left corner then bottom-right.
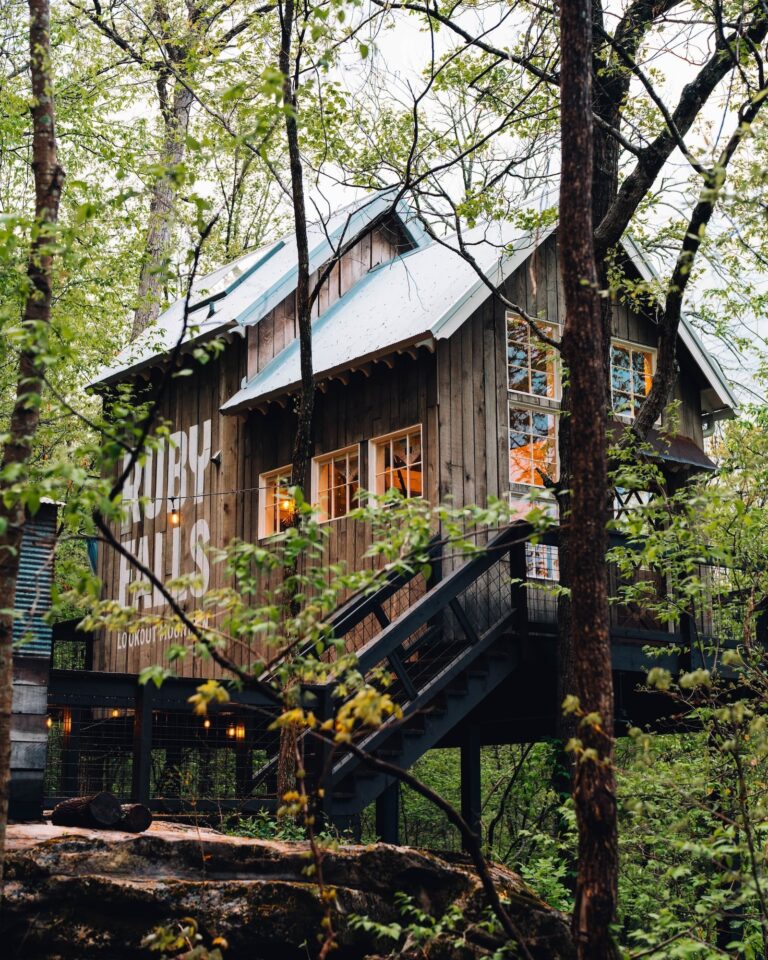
[[37, 190, 737, 834]]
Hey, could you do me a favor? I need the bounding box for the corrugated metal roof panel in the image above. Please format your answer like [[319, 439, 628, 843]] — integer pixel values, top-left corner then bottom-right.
[[12, 504, 57, 658], [221, 218, 554, 412], [91, 190, 428, 387]]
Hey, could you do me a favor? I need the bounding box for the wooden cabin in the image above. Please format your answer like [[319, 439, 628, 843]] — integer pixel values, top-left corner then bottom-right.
[[40, 190, 736, 830]]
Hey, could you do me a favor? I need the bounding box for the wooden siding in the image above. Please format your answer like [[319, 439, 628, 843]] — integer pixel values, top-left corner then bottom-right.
[[95, 340, 438, 676], [10, 656, 49, 819], [246, 217, 410, 380], [96, 335, 250, 677], [435, 232, 706, 513], [95, 228, 708, 677]]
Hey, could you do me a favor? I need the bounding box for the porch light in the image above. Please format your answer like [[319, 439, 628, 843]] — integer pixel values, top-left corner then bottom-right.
[[111, 708, 120, 718], [226, 725, 236, 738], [235, 724, 246, 740]]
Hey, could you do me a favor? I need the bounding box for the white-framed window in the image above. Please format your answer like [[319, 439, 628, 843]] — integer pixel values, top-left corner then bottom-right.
[[258, 465, 294, 538], [611, 341, 655, 418], [369, 425, 423, 499], [507, 312, 559, 399], [508, 402, 558, 488], [312, 445, 360, 522]]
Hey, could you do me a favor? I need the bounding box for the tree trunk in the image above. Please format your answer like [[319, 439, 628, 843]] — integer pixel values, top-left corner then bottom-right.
[[131, 78, 193, 341], [116, 803, 153, 833], [558, 1, 618, 957], [0, 0, 63, 888], [276, 0, 313, 802], [50, 792, 122, 829]]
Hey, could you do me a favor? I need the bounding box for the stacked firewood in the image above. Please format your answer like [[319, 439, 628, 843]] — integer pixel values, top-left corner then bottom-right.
[[50, 792, 152, 833]]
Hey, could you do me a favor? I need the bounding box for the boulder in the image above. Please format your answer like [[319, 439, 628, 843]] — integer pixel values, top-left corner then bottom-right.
[[3, 822, 575, 959]]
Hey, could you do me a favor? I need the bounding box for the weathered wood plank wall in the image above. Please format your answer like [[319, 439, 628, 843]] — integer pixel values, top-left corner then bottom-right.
[[95, 218, 419, 677], [95, 229, 708, 677]]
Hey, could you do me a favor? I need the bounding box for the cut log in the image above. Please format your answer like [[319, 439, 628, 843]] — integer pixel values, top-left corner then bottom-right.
[[50, 792, 122, 828], [116, 803, 152, 833]]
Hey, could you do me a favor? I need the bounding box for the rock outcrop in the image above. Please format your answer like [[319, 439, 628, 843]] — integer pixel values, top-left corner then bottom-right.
[[3, 822, 575, 959]]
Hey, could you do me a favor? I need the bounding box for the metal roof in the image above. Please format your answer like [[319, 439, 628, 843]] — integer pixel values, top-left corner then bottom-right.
[[221, 219, 555, 412], [222, 218, 737, 419], [12, 503, 57, 658], [91, 189, 429, 387]]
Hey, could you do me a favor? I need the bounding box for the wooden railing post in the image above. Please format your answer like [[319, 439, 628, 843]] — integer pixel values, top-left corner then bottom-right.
[[132, 681, 154, 806], [679, 610, 697, 674], [460, 726, 482, 850]]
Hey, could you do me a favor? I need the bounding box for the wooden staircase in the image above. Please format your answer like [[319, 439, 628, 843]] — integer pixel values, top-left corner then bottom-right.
[[251, 524, 529, 824]]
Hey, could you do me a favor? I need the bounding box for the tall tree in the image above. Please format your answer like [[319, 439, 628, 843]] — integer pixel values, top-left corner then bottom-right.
[[75, 0, 273, 340], [557, 1, 617, 955], [0, 0, 63, 883]]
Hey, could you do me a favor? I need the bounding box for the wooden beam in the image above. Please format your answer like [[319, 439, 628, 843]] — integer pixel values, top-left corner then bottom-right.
[[460, 728, 482, 850], [375, 781, 399, 844]]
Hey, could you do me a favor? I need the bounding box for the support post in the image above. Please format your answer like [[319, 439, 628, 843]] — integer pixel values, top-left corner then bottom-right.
[[375, 780, 399, 844], [131, 681, 154, 807], [510, 543, 530, 658], [460, 727, 482, 850]]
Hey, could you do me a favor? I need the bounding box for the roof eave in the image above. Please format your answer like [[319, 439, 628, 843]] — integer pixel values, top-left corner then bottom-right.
[[220, 334, 435, 415]]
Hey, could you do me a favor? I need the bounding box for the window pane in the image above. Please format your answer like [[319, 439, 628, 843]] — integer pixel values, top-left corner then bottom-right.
[[612, 345, 630, 368], [508, 364, 530, 393], [507, 315, 557, 399], [408, 431, 422, 466], [392, 437, 407, 468], [509, 406, 556, 487]]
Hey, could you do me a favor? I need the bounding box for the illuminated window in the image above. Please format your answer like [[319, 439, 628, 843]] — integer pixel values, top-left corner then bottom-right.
[[259, 465, 294, 537], [509, 405, 557, 487], [370, 426, 423, 499], [507, 313, 558, 399], [526, 543, 559, 581], [313, 445, 360, 521], [611, 342, 654, 418]]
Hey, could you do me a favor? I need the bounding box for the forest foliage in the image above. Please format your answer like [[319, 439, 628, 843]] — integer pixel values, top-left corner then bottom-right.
[[3, 0, 768, 957]]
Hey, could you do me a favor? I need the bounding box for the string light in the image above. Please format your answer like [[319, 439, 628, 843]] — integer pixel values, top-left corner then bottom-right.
[[169, 497, 181, 526], [203, 718, 211, 729], [111, 708, 120, 718], [46, 716, 53, 730], [226, 725, 236, 738]]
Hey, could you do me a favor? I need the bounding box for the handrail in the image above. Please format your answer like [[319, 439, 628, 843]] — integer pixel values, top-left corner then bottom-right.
[[263, 534, 443, 680], [355, 523, 527, 675]]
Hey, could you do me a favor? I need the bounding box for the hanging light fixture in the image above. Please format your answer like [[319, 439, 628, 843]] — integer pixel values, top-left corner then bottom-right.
[[203, 718, 211, 730], [169, 496, 181, 526]]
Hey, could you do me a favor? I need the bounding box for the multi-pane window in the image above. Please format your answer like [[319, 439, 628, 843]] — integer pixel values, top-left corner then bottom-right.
[[508, 405, 557, 487], [313, 446, 360, 521], [526, 542, 559, 581], [259, 466, 294, 537], [370, 426, 423, 499], [611, 343, 654, 418], [507, 313, 558, 398]]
